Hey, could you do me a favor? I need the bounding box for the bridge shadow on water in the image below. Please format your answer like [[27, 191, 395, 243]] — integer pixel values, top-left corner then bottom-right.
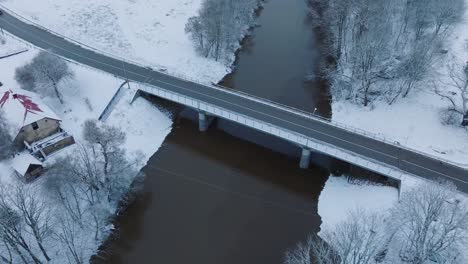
[[92, 97, 330, 264], [92, 0, 398, 261], [92, 95, 397, 264]]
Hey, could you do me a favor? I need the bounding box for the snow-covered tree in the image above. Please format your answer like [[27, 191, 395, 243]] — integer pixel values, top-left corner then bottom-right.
[[0, 110, 13, 160], [0, 186, 44, 264], [314, 0, 465, 106], [54, 216, 85, 264], [15, 51, 73, 104], [186, 0, 260, 61], [284, 235, 339, 264], [391, 181, 468, 264], [286, 180, 468, 264], [9, 186, 52, 262], [435, 61, 468, 126]]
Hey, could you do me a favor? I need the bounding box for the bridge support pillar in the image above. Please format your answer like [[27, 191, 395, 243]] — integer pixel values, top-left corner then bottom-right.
[[299, 147, 311, 169], [198, 111, 214, 132]]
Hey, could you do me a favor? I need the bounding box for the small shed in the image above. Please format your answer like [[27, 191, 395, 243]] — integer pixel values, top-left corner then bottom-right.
[[11, 152, 44, 182]]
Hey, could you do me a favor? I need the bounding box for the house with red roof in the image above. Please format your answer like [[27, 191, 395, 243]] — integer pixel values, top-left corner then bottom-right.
[[0, 87, 74, 159]]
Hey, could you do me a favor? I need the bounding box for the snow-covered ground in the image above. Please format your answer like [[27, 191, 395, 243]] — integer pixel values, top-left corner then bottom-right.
[[0, 36, 172, 161], [318, 176, 399, 229], [333, 4, 468, 166], [318, 175, 468, 263], [1, 0, 468, 261], [0, 34, 172, 263], [0, 0, 230, 83], [2, 0, 466, 167]]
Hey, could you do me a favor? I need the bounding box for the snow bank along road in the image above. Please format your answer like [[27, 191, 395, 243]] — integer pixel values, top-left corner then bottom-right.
[[1, 9, 467, 192]]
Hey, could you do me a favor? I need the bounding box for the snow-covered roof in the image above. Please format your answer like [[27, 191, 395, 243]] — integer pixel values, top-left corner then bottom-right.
[[0, 87, 61, 137], [11, 152, 43, 176]]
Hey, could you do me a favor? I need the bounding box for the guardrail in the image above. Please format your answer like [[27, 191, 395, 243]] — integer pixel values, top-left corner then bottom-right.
[[1, 3, 467, 169]]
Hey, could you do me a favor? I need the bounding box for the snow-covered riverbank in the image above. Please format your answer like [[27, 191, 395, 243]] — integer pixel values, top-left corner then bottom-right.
[[0, 35, 173, 263], [1, 0, 230, 83], [331, 1, 468, 166]]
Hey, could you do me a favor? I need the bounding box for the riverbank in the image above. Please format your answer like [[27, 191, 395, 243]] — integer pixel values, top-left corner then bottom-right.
[[0, 0, 258, 84], [0, 35, 173, 263], [307, 0, 468, 166]]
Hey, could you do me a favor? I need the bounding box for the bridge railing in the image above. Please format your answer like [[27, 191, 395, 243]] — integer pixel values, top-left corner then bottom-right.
[[1, 3, 467, 169]]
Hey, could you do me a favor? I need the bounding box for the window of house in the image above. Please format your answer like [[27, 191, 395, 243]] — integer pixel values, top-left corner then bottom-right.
[[32, 122, 39, 130]]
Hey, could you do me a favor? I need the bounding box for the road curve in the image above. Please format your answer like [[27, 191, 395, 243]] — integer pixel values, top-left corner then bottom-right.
[[0, 9, 467, 192]]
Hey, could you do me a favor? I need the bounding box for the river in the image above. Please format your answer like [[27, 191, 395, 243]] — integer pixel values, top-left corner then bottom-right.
[[93, 0, 333, 263]]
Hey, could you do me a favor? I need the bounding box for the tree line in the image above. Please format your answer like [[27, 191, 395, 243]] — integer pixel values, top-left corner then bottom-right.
[[285, 181, 468, 264], [0, 118, 140, 263], [185, 0, 261, 62], [310, 0, 466, 111]]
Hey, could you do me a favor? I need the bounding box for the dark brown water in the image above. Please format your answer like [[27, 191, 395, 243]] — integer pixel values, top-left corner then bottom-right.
[[93, 0, 334, 263], [94, 114, 328, 264], [221, 0, 331, 116]]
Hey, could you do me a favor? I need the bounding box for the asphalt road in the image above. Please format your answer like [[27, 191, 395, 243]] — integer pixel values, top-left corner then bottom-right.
[[1, 10, 467, 192]]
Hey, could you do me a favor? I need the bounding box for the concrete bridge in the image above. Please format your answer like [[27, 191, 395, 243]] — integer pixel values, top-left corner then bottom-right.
[[1, 6, 467, 192]]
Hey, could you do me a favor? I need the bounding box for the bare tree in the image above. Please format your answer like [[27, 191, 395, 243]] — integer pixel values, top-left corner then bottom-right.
[[323, 0, 352, 61], [44, 160, 86, 225], [391, 39, 438, 103], [54, 216, 85, 264], [83, 120, 140, 203], [0, 238, 14, 264], [65, 145, 105, 206], [284, 235, 312, 264], [432, 0, 465, 36], [0, 110, 13, 161], [185, 17, 206, 56], [284, 234, 339, 264], [83, 119, 126, 176], [318, 0, 465, 107], [349, 0, 393, 106], [14, 51, 73, 104], [435, 61, 468, 126], [0, 187, 43, 264], [14, 64, 36, 92], [392, 181, 468, 264], [9, 186, 52, 262], [186, 0, 259, 61], [320, 210, 385, 264]]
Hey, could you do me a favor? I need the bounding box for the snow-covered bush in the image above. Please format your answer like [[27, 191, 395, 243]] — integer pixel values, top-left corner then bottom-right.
[[439, 108, 462, 126]]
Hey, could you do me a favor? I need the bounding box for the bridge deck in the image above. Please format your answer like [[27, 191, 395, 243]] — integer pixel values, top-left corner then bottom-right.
[[0, 6, 467, 192]]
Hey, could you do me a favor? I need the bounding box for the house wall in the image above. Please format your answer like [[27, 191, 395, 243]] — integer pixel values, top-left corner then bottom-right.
[[15, 118, 60, 145], [25, 164, 43, 182], [42, 135, 75, 156]]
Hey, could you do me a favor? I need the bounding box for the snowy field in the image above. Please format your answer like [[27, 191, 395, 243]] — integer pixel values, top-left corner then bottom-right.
[[318, 176, 399, 229], [0, 0, 230, 83], [333, 4, 468, 166], [0, 35, 172, 263]]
